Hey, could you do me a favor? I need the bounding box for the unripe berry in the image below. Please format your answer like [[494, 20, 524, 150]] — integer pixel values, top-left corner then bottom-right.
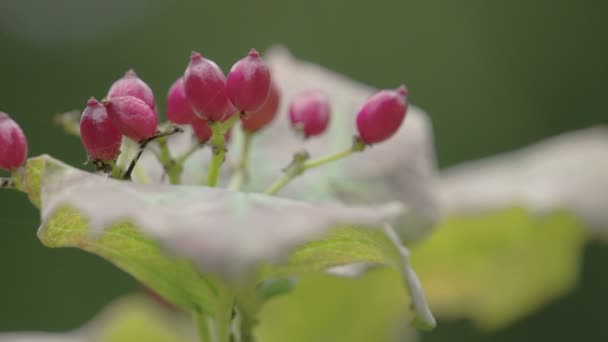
[[80, 98, 122, 161], [108, 69, 156, 111], [184, 52, 229, 121], [288, 90, 330, 138], [241, 81, 280, 133], [226, 49, 271, 113], [105, 96, 158, 142], [356, 86, 408, 144], [0, 112, 28, 171], [166, 77, 197, 124]]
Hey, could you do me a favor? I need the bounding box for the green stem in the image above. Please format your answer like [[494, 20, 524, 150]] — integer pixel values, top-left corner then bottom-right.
[[264, 138, 366, 195], [228, 131, 253, 191], [195, 312, 215, 342], [108, 161, 122, 179], [206, 114, 240, 187], [161, 142, 202, 185]]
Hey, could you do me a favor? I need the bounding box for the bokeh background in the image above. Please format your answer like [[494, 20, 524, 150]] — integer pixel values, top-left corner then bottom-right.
[[0, 0, 606, 341]]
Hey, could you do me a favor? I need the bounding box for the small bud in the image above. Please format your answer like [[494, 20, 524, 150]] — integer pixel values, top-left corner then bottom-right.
[[0, 112, 28, 171], [184, 52, 229, 121], [288, 90, 330, 138], [191, 117, 232, 143], [108, 69, 156, 111], [226, 49, 271, 113], [191, 117, 212, 143], [80, 98, 123, 161], [105, 96, 158, 142], [242, 80, 280, 133], [166, 77, 197, 124], [356, 86, 408, 144]]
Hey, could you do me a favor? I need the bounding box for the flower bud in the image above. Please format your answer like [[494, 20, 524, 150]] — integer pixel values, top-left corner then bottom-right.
[[184, 52, 229, 121], [191, 117, 232, 143], [166, 77, 197, 124], [80, 98, 123, 161], [105, 96, 158, 142], [241, 80, 280, 133], [226, 49, 271, 113], [108, 69, 156, 111], [288, 90, 330, 138], [356, 86, 408, 144], [0, 112, 27, 171], [191, 117, 212, 143]]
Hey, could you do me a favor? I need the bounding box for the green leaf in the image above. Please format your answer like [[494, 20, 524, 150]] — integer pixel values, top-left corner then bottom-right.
[[22, 154, 435, 332], [410, 207, 587, 330], [257, 270, 419, 342], [0, 294, 197, 342]]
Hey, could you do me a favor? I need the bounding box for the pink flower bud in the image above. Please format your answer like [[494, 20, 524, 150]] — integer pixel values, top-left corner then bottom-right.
[[184, 52, 229, 121], [80, 98, 122, 161], [288, 90, 330, 138], [191, 117, 232, 143], [166, 77, 197, 124], [356, 86, 408, 144], [242, 81, 280, 133], [226, 49, 271, 113], [191, 117, 212, 142], [108, 69, 156, 111], [0, 112, 28, 171], [105, 96, 158, 142]]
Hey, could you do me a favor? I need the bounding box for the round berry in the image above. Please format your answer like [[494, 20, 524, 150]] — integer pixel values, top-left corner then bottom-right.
[[105, 96, 158, 142], [242, 80, 280, 133], [191, 117, 212, 143], [356, 86, 408, 144], [108, 69, 156, 111], [80, 98, 122, 161], [288, 90, 330, 138], [191, 117, 232, 143], [166, 77, 197, 124], [226, 49, 271, 113], [0, 112, 27, 171], [184, 52, 229, 121]]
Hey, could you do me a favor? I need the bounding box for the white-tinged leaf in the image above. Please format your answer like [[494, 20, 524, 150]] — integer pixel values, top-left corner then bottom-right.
[[439, 126, 608, 239]]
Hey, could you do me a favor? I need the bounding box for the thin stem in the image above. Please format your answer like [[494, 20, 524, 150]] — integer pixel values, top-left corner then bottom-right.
[[263, 138, 366, 196], [302, 147, 356, 170], [123, 126, 183, 180], [228, 131, 253, 191], [195, 312, 216, 342], [166, 143, 203, 185], [206, 114, 240, 187]]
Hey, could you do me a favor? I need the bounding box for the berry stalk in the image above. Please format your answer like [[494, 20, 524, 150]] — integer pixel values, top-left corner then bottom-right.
[[123, 126, 183, 180], [264, 138, 366, 196], [206, 113, 240, 187], [227, 131, 253, 191]]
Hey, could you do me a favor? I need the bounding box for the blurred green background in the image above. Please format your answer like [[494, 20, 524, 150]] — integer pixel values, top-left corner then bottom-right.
[[0, 0, 606, 340]]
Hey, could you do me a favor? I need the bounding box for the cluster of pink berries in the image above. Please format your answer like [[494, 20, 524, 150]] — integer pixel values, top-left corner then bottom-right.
[[0, 48, 409, 175]]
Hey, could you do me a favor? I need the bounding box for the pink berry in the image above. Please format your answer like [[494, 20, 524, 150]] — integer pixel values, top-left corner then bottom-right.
[[0, 112, 28, 171], [80, 98, 123, 161], [191, 117, 232, 143], [226, 49, 271, 113], [242, 80, 280, 133], [288, 90, 330, 138], [166, 77, 197, 124], [191, 117, 212, 142], [105, 96, 158, 142], [356, 86, 408, 144], [108, 69, 156, 111], [184, 52, 229, 121]]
